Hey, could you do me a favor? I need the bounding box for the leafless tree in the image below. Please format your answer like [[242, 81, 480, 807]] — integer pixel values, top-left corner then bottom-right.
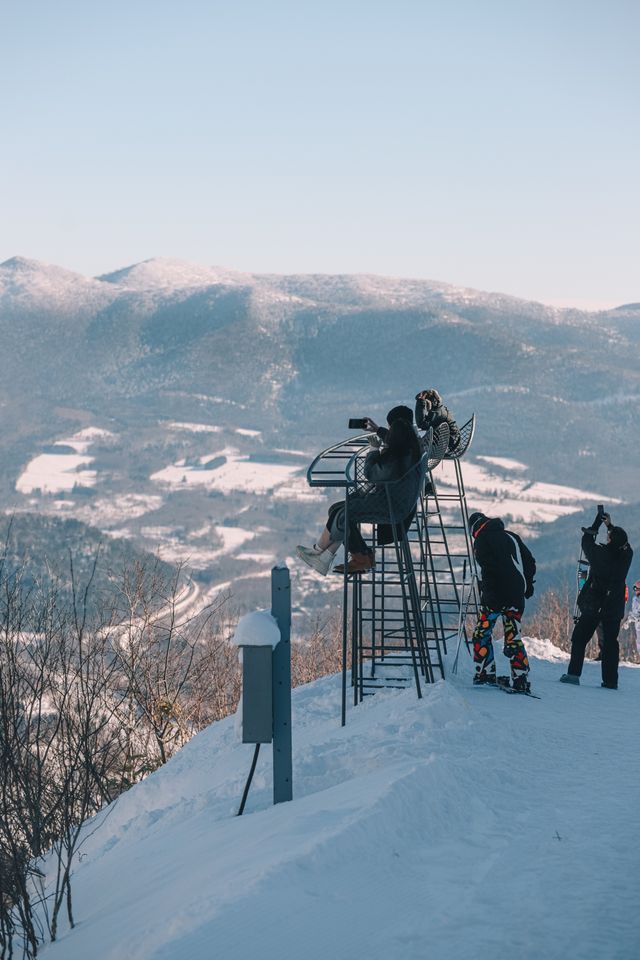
[[0, 541, 356, 958]]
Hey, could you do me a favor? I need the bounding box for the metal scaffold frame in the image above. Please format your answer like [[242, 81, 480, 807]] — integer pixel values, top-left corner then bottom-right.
[[416, 416, 480, 657], [306, 414, 480, 724]]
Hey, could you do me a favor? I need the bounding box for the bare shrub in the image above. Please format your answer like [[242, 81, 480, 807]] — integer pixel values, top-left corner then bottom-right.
[[525, 586, 640, 663], [291, 613, 344, 687], [178, 603, 242, 729], [525, 586, 574, 653], [0, 552, 233, 958]]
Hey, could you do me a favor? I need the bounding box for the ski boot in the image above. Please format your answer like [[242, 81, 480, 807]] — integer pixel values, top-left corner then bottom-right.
[[511, 675, 531, 694], [473, 670, 496, 686]]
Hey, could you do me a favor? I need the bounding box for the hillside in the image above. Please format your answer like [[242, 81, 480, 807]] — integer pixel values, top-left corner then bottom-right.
[[1, 256, 639, 613], [40, 643, 640, 960], [0, 512, 176, 608]]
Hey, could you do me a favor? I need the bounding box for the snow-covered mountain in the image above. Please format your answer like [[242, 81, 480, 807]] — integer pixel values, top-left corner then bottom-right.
[[40, 644, 640, 960], [1, 255, 639, 611]]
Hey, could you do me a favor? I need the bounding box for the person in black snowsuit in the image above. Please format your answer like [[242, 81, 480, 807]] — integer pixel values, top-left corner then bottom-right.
[[297, 417, 421, 576], [560, 511, 632, 689], [468, 512, 536, 692], [414, 389, 461, 452]]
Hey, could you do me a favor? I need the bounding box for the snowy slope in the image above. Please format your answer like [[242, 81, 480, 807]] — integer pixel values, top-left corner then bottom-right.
[[42, 643, 640, 960]]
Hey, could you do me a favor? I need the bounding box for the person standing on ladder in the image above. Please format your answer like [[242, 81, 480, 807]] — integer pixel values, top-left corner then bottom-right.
[[468, 512, 537, 693]]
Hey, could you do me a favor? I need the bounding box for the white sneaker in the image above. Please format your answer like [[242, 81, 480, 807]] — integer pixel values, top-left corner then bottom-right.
[[296, 545, 334, 576]]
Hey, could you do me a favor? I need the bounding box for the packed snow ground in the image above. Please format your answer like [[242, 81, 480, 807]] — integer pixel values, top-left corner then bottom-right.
[[42, 641, 639, 960]]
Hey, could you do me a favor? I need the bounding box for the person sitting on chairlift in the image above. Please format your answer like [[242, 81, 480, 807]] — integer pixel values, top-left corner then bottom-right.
[[415, 388, 461, 452]]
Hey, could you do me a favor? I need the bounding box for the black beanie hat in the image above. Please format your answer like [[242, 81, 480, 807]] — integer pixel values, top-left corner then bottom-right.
[[468, 512, 488, 536], [386, 405, 413, 426], [609, 526, 628, 549]]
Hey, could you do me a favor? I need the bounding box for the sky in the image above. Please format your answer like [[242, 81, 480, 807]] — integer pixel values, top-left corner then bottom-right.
[[1, 0, 638, 308]]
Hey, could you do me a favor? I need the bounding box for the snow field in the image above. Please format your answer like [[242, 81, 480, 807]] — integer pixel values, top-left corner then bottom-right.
[[72, 493, 164, 527], [139, 525, 257, 571], [150, 448, 303, 494], [433, 458, 622, 526], [164, 421, 223, 434], [16, 453, 96, 494], [477, 455, 528, 472], [16, 428, 116, 494], [42, 643, 640, 960]]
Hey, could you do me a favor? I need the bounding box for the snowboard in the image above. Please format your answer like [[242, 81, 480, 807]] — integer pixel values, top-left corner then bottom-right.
[[473, 675, 541, 699]]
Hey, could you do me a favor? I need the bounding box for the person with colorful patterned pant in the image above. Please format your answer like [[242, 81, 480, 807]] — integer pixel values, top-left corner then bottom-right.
[[473, 606, 530, 683], [468, 513, 536, 693]]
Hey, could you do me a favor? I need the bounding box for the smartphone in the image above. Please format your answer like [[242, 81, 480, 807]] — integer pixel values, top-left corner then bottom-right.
[[348, 418, 367, 430]]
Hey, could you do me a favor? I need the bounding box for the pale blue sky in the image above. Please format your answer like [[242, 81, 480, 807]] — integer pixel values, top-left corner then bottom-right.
[[1, 0, 638, 307]]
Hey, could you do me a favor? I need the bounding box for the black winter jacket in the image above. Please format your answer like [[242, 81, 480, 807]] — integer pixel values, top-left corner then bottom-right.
[[361, 448, 419, 547], [363, 449, 414, 484], [414, 398, 461, 451], [577, 533, 633, 620], [473, 517, 536, 610]]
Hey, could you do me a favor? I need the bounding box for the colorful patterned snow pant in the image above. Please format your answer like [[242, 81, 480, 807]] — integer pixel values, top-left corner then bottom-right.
[[472, 606, 530, 679]]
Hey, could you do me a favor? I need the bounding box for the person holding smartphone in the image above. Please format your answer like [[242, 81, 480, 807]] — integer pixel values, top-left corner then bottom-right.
[[296, 414, 420, 576], [361, 403, 414, 442], [560, 510, 633, 689]]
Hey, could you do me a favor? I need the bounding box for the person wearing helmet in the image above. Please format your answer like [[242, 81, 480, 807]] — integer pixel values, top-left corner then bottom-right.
[[560, 511, 633, 689], [468, 511, 537, 693], [622, 580, 640, 654]]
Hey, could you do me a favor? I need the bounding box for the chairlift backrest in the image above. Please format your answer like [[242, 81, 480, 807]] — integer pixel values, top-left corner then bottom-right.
[[444, 415, 476, 461]]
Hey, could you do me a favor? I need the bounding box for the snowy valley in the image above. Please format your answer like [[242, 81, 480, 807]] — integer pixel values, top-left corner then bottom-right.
[[1, 255, 639, 616]]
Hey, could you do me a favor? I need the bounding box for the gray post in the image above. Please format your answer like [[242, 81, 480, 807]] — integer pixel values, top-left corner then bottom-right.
[[271, 565, 292, 803]]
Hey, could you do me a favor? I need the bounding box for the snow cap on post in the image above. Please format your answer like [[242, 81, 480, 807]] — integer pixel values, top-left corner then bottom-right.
[[232, 610, 281, 648]]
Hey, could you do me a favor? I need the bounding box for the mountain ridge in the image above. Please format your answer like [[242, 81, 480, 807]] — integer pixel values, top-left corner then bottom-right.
[[3, 255, 636, 315]]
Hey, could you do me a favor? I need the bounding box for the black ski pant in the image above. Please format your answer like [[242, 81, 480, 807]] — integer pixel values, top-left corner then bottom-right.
[[568, 612, 622, 687], [326, 501, 371, 556]]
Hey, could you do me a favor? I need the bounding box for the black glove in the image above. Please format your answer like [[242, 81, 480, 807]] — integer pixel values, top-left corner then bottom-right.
[[525, 580, 535, 600]]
